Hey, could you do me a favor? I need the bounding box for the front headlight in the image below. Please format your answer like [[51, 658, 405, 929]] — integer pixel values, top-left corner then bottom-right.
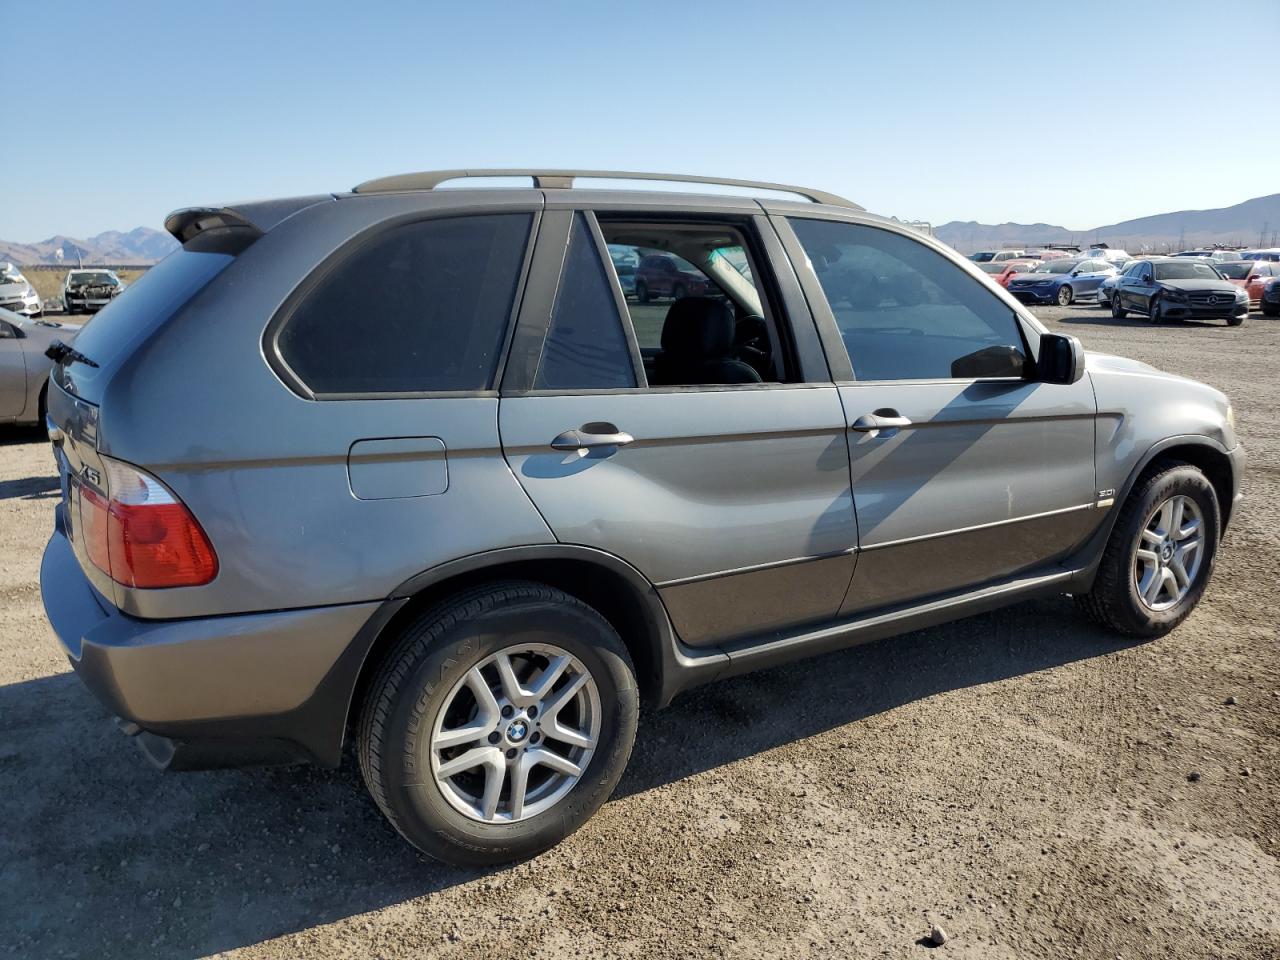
[[1235, 287, 1249, 300], [1162, 287, 1188, 301]]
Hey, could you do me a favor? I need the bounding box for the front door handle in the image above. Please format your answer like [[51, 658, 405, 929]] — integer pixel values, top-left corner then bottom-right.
[[851, 410, 913, 434], [550, 422, 635, 451]]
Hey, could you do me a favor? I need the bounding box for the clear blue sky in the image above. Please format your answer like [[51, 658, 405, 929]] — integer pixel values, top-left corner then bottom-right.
[[7, 0, 1277, 241]]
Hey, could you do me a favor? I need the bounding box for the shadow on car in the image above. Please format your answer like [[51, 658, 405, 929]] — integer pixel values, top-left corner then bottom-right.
[[0, 596, 1139, 959]]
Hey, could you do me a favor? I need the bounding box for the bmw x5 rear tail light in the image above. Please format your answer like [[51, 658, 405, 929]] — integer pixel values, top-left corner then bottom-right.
[[79, 457, 218, 588]]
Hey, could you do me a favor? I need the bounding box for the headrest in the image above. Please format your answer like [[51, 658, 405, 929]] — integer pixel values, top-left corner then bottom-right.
[[660, 297, 735, 360]]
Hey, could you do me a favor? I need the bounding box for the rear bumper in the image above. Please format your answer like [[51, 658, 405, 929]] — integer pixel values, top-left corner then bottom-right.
[[40, 523, 395, 769]]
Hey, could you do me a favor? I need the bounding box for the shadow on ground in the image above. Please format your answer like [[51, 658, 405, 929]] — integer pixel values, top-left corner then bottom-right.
[[0, 424, 47, 448], [0, 596, 1139, 958]]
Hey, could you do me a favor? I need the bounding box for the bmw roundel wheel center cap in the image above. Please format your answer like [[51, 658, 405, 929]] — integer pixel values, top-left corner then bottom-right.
[[506, 718, 530, 743]]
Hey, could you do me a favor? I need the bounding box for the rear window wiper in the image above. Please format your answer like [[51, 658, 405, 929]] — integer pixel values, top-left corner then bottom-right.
[[45, 339, 99, 369]]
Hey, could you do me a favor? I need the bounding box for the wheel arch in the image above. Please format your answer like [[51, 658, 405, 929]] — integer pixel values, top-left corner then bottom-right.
[[1072, 435, 1239, 590], [344, 546, 694, 750]]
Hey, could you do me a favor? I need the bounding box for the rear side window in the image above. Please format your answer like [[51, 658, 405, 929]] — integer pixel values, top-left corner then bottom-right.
[[277, 214, 531, 395], [534, 214, 636, 390], [789, 218, 1028, 382]]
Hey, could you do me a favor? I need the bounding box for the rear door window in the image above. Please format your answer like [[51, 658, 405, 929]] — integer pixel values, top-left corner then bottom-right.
[[276, 213, 532, 396], [534, 214, 637, 390]]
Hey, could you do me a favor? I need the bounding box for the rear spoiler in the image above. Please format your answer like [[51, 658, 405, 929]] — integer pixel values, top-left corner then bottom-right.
[[164, 195, 332, 253]]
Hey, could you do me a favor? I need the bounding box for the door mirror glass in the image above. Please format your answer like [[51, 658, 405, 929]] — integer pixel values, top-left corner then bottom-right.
[[1037, 333, 1084, 384]]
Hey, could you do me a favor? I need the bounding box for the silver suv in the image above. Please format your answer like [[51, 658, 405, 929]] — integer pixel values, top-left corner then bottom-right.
[[40, 170, 1244, 866]]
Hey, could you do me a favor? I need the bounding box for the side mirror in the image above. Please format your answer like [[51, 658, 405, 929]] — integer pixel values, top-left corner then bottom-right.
[[1037, 333, 1084, 385]]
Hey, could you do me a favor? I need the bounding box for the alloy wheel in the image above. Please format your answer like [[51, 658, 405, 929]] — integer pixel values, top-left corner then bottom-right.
[[1133, 494, 1204, 611], [429, 644, 601, 824]]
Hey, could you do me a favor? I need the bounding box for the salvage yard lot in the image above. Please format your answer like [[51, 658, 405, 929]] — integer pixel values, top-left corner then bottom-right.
[[1, 305, 1276, 959]]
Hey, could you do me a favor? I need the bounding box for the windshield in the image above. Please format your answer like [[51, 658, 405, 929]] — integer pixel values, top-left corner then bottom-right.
[[1034, 261, 1076, 275], [1155, 261, 1222, 281], [69, 271, 117, 285], [1, 266, 23, 284], [1213, 262, 1251, 279], [970, 252, 995, 263]]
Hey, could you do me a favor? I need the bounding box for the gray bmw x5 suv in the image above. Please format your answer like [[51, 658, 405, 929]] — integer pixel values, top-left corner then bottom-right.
[[40, 169, 1244, 866]]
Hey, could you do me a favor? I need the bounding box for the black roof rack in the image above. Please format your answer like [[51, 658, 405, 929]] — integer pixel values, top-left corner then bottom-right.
[[351, 168, 863, 210]]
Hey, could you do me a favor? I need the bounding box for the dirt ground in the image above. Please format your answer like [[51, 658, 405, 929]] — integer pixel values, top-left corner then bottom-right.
[[1, 304, 1277, 960]]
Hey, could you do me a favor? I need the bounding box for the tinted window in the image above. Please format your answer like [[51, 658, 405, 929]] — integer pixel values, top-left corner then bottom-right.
[[66, 250, 232, 378], [278, 214, 530, 395], [534, 214, 636, 390], [790, 218, 1028, 382]]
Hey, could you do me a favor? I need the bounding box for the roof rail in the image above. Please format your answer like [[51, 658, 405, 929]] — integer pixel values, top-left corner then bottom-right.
[[351, 169, 863, 210]]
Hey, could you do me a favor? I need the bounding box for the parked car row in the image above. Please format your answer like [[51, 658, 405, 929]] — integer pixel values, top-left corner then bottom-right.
[[0, 264, 129, 318], [970, 242, 1277, 325]]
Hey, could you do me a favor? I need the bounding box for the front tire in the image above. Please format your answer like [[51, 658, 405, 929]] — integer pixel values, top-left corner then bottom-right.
[[636, 280, 650, 304], [1111, 293, 1127, 319], [1057, 285, 1074, 307], [1076, 463, 1220, 638], [1148, 296, 1163, 324], [358, 582, 638, 866]]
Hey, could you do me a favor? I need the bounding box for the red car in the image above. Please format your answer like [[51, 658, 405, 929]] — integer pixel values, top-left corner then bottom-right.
[[976, 260, 1041, 288], [634, 254, 711, 303], [1217, 259, 1280, 305]]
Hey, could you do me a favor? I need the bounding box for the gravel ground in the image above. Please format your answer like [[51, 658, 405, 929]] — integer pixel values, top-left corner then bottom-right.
[[1, 304, 1277, 959]]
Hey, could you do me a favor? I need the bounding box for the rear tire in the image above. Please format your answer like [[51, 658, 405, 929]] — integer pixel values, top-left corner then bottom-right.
[[1057, 285, 1074, 307], [1076, 463, 1220, 638], [358, 582, 639, 866], [672, 283, 686, 302]]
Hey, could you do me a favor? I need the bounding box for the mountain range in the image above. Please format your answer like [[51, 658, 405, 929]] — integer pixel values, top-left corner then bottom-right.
[[0, 227, 178, 266], [936, 193, 1280, 254], [3, 192, 1278, 266]]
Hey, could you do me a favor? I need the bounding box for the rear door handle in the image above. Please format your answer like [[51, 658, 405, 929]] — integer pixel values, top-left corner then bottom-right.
[[550, 423, 635, 451], [851, 410, 913, 434]]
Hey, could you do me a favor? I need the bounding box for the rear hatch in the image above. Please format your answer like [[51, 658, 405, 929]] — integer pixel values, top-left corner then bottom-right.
[[47, 249, 238, 604]]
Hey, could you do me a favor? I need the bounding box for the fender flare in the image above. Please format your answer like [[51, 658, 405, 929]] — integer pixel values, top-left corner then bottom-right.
[[1071, 434, 1236, 587], [383, 544, 727, 709]]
